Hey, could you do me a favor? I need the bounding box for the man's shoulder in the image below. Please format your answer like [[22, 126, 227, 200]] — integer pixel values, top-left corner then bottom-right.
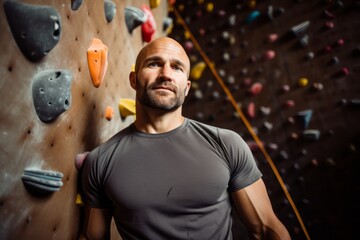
[[187, 118, 238, 139]]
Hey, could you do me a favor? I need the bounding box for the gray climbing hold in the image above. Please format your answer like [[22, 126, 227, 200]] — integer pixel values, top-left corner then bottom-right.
[[290, 20, 310, 37], [124, 6, 148, 34], [3, 0, 61, 62], [32, 70, 73, 123], [104, 0, 116, 23], [22, 168, 63, 194], [71, 0, 83, 10], [302, 129, 320, 140]]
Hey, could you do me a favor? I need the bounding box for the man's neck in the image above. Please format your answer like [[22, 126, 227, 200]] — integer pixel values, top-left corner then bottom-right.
[[134, 106, 185, 134]]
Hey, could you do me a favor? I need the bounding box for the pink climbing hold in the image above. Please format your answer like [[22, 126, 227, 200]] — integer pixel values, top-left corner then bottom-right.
[[141, 4, 157, 43], [325, 21, 335, 29], [267, 33, 278, 43], [263, 50, 276, 60], [247, 102, 256, 118], [249, 82, 263, 95], [285, 100, 295, 108]]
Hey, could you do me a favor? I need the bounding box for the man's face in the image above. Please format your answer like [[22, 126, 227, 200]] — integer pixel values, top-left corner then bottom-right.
[[132, 38, 191, 112]]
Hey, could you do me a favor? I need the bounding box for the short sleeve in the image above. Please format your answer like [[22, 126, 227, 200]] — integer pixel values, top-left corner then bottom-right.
[[218, 129, 262, 192], [81, 147, 112, 208]]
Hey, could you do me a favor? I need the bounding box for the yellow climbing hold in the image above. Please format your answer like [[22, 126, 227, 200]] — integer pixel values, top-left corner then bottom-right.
[[206, 2, 214, 12], [131, 64, 135, 72], [76, 193, 84, 206], [248, 0, 256, 8], [190, 61, 206, 80], [298, 77, 309, 87], [197, 0, 205, 4], [184, 30, 191, 40], [150, 0, 161, 8], [119, 98, 136, 118]]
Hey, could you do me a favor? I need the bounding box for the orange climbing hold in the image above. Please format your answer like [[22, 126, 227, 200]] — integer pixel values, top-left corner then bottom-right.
[[105, 106, 114, 121], [87, 38, 108, 88]]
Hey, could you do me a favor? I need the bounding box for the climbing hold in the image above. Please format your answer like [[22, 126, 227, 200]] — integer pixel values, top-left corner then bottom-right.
[[312, 82, 324, 91], [190, 61, 206, 80], [297, 109, 313, 129], [263, 121, 273, 131], [334, 67, 349, 78], [290, 20, 310, 37], [324, 21, 335, 29], [302, 129, 320, 140], [149, 0, 161, 8], [248, 0, 257, 9], [71, 0, 83, 10], [263, 50, 276, 60], [267, 5, 274, 20], [305, 52, 315, 60], [3, 0, 61, 62], [163, 16, 173, 33], [299, 35, 309, 47], [228, 14, 237, 26], [183, 41, 194, 52], [247, 102, 256, 118], [249, 82, 263, 95], [105, 106, 114, 121], [245, 10, 260, 24], [124, 6, 148, 34], [285, 100, 295, 108], [76, 193, 84, 206], [350, 99, 360, 107], [298, 77, 309, 87], [206, 2, 214, 12], [104, 0, 116, 23], [32, 69, 73, 123], [141, 5, 157, 43], [279, 150, 289, 160], [260, 106, 271, 116], [323, 9, 335, 19], [335, 38, 345, 47], [22, 168, 63, 193], [328, 56, 340, 65], [87, 38, 108, 88], [267, 33, 278, 42], [119, 98, 136, 118], [75, 151, 89, 171], [194, 89, 204, 100], [282, 84, 290, 92]]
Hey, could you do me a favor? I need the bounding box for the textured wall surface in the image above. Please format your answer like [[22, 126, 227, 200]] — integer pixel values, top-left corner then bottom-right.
[[0, 0, 168, 239], [169, 0, 360, 239]]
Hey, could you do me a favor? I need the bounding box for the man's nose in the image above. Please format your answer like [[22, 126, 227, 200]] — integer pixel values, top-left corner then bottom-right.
[[159, 64, 172, 81]]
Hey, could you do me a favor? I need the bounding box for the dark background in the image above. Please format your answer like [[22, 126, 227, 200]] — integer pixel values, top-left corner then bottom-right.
[[169, 0, 360, 239]]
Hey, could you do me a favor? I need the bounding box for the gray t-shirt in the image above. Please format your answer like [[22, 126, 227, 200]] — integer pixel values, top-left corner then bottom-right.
[[82, 118, 262, 240]]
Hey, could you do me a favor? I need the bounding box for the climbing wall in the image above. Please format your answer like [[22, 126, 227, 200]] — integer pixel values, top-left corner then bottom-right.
[[169, 0, 360, 239], [0, 0, 169, 239]]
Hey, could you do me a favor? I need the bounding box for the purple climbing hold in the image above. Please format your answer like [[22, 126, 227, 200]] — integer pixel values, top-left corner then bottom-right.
[[104, 0, 116, 23], [4, 0, 61, 62], [124, 6, 148, 34], [297, 109, 313, 129], [32, 70, 73, 123], [71, 0, 83, 10]]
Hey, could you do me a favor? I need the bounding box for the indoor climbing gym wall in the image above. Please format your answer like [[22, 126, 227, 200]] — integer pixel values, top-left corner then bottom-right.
[[168, 0, 360, 240], [0, 0, 169, 239]]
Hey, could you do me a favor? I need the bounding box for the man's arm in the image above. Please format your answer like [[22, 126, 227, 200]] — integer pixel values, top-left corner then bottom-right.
[[79, 206, 112, 240], [231, 178, 291, 240]]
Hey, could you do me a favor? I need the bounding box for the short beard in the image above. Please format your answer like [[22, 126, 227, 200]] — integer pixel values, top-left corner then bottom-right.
[[137, 80, 187, 112]]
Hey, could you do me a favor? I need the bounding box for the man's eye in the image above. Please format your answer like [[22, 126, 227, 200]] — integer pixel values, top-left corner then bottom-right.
[[148, 62, 159, 67], [172, 65, 183, 71]]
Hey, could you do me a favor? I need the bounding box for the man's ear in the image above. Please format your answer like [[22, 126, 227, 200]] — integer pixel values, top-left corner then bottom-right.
[[129, 71, 137, 90], [185, 80, 191, 96]]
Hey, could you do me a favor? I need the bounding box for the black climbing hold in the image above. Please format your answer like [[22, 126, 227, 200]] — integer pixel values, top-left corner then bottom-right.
[[3, 1, 62, 62], [71, 0, 83, 10], [32, 70, 73, 123], [104, 0, 116, 23], [124, 6, 148, 34], [22, 168, 64, 194]]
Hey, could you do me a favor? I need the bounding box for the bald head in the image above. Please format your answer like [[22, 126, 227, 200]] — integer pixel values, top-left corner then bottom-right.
[[134, 37, 191, 77]]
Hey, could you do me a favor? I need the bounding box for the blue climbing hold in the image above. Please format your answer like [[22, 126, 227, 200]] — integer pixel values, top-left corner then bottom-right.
[[302, 129, 320, 141], [245, 10, 260, 24], [3, 0, 61, 62], [297, 109, 313, 129], [32, 70, 73, 123], [104, 0, 116, 23]]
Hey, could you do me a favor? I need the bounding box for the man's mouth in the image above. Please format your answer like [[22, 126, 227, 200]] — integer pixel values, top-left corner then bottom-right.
[[152, 85, 175, 92]]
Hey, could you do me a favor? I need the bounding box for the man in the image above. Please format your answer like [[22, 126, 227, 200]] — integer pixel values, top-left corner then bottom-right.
[[79, 37, 291, 240]]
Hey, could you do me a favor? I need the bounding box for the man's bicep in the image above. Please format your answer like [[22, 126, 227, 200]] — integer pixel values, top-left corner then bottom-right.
[[81, 205, 112, 240]]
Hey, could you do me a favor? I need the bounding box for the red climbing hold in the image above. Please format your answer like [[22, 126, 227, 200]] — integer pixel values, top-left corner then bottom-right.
[[141, 5, 157, 43], [87, 38, 108, 88]]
